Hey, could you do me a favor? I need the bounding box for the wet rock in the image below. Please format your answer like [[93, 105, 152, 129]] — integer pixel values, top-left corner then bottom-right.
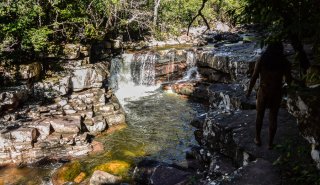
[[90, 170, 121, 185], [221, 159, 280, 185], [133, 159, 192, 185]]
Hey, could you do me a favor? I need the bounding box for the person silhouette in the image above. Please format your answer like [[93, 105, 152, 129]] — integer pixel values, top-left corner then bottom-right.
[[246, 42, 292, 149]]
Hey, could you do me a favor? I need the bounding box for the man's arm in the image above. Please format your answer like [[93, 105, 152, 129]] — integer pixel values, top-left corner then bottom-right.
[[246, 59, 261, 97]]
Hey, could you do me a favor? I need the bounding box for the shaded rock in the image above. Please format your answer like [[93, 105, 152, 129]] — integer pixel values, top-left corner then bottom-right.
[[202, 109, 306, 166], [208, 84, 244, 112], [19, 62, 42, 80], [63, 44, 80, 59], [221, 159, 280, 185], [90, 170, 121, 185], [0, 86, 29, 115], [287, 86, 320, 168], [134, 159, 192, 185]]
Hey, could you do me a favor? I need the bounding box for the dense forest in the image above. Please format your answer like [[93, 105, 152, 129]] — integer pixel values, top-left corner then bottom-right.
[[0, 0, 319, 67]]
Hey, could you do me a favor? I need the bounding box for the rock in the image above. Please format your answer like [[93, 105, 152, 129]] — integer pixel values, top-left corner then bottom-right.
[[9, 127, 39, 143], [221, 159, 280, 185], [64, 109, 77, 114], [58, 75, 72, 95], [71, 63, 109, 91], [202, 109, 307, 166], [208, 83, 244, 112], [133, 159, 192, 185], [105, 114, 125, 126], [91, 140, 104, 153], [287, 86, 320, 168], [74, 172, 86, 183], [86, 117, 107, 134], [19, 62, 42, 80], [29, 120, 52, 140], [49, 117, 81, 134], [0, 86, 29, 115], [197, 42, 258, 83], [90, 170, 121, 185], [63, 44, 80, 59], [58, 99, 68, 107]]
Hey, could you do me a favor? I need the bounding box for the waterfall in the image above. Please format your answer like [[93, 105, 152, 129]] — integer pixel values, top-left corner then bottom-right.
[[178, 51, 200, 82], [109, 53, 160, 103]]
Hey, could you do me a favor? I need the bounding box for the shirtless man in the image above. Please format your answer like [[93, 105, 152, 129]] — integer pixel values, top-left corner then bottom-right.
[[246, 42, 292, 149]]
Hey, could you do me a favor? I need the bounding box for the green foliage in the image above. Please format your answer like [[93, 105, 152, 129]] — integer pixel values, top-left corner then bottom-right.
[[274, 140, 320, 185]]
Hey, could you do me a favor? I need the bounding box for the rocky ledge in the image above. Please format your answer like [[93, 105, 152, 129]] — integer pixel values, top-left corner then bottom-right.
[[0, 44, 126, 165]]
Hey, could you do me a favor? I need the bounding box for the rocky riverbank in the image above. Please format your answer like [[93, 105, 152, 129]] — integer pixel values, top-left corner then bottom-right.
[[1, 27, 319, 184], [0, 44, 126, 165]]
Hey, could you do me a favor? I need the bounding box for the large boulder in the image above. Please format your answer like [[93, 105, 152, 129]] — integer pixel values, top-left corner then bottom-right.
[[71, 62, 109, 91]]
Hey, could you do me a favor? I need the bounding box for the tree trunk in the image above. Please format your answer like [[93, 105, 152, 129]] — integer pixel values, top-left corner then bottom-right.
[[153, 0, 161, 28]]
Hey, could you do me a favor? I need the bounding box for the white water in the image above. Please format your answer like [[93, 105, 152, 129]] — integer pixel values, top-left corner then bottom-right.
[[110, 53, 160, 104], [178, 51, 200, 82]]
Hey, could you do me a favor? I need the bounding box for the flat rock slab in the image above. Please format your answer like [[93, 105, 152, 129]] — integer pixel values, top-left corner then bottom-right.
[[222, 159, 281, 185], [134, 159, 192, 185], [203, 108, 307, 165]]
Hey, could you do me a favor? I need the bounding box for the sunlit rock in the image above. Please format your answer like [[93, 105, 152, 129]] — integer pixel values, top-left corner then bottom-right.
[[90, 170, 121, 185], [48, 117, 81, 134], [105, 114, 125, 126]]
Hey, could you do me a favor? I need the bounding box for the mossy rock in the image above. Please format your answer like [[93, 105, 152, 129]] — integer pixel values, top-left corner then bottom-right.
[[122, 149, 146, 158], [94, 160, 130, 177], [54, 160, 82, 183]]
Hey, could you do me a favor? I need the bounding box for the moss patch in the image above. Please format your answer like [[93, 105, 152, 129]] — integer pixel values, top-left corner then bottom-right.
[[55, 160, 82, 183], [94, 160, 130, 177]]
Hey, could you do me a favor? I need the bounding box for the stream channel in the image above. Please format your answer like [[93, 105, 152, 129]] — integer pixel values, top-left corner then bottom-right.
[[0, 47, 208, 184]]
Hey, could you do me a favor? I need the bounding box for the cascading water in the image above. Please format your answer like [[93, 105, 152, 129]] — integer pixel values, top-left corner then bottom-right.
[[179, 51, 200, 82], [109, 53, 160, 103]]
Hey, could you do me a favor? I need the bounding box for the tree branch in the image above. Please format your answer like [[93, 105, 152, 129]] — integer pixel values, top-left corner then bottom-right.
[[187, 0, 210, 35]]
